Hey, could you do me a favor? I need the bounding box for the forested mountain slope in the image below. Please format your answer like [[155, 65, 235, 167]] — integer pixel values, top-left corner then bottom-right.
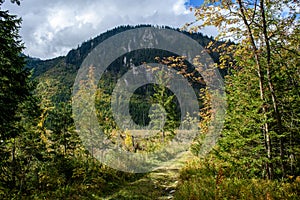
[[26, 25, 222, 104]]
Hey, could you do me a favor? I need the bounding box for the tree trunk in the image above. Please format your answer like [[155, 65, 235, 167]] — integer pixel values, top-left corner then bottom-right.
[[237, 0, 273, 179], [259, 0, 285, 177]]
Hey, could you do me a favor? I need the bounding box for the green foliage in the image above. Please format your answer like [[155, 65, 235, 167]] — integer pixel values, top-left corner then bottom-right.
[[46, 102, 80, 156], [150, 68, 180, 134], [2, 0, 299, 197], [175, 158, 300, 200], [0, 4, 40, 197], [0, 9, 31, 138], [190, 0, 300, 180], [0, 5, 145, 199]]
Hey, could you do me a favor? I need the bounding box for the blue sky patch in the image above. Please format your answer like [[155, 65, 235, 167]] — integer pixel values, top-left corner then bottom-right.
[[185, 0, 204, 7]]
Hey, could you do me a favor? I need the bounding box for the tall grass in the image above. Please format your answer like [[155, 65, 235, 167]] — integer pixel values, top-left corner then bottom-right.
[[174, 159, 300, 200]]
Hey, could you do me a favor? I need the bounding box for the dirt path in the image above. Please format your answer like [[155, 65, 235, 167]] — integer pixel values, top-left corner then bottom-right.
[[101, 151, 194, 200]]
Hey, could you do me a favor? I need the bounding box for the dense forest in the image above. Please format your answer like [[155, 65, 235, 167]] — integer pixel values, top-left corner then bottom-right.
[[1, 0, 299, 199]]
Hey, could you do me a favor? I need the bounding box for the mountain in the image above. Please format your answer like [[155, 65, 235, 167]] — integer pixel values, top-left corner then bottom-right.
[[26, 25, 223, 103], [25, 25, 227, 128]]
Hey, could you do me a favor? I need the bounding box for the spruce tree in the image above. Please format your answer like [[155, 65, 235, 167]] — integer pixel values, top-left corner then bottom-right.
[[0, 2, 30, 139], [190, 0, 300, 179], [0, 0, 39, 194]]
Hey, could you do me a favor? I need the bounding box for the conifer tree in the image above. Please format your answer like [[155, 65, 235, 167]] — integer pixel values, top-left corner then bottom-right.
[[190, 0, 300, 179], [0, 0, 42, 195]]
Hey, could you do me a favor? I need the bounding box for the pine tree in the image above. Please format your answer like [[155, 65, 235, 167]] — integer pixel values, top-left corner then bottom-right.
[[190, 0, 300, 179], [0, 0, 43, 195], [149, 64, 180, 140], [0, 2, 30, 139]]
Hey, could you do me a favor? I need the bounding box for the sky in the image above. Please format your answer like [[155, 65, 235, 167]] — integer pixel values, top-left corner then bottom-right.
[[1, 0, 217, 60]]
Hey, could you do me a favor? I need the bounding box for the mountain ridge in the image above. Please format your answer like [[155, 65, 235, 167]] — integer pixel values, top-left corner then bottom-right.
[[26, 25, 224, 106], [26, 25, 218, 77]]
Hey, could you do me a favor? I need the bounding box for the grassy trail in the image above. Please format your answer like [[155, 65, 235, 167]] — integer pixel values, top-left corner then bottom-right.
[[101, 151, 195, 200]]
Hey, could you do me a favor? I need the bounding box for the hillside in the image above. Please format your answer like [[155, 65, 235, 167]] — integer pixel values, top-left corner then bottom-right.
[[26, 25, 222, 102], [26, 25, 225, 128]]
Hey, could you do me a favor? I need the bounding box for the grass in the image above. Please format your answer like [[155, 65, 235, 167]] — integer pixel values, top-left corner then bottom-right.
[[174, 158, 300, 200], [101, 151, 194, 200]]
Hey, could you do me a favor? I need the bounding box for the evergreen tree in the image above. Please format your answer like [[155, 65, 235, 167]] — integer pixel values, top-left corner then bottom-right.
[[0, 1, 30, 139], [149, 65, 180, 139], [0, 1, 43, 196], [47, 102, 79, 156], [191, 0, 300, 179]]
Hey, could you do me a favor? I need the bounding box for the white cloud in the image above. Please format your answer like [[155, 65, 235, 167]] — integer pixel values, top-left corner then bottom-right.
[[173, 0, 189, 15], [2, 0, 217, 59]]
